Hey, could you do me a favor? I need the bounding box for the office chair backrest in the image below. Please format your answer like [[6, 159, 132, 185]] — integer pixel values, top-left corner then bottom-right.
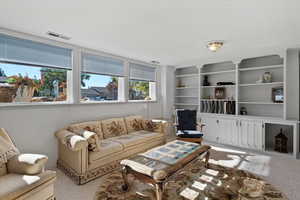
[[177, 110, 197, 131]]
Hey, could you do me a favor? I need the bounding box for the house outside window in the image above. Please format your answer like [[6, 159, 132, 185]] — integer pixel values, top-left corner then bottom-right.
[[80, 53, 124, 102], [0, 34, 72, 104]]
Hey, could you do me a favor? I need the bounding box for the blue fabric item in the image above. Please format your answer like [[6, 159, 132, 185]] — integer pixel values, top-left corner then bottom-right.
[[176, 130, 203, 138], [177, 110, 197, 130]]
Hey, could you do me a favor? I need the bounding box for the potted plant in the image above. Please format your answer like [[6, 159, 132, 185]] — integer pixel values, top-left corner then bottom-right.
[[6, 75, 41, 102]]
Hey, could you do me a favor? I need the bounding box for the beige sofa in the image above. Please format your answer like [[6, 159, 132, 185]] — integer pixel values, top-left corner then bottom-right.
[[0, 129, 56, 200], [55, 116, 168, 185]]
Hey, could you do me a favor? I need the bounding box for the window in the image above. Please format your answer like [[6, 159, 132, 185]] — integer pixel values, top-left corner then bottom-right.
[[0, 34, 72, 104], [129, 63, 156, 100], [81, 53, 124, 102]]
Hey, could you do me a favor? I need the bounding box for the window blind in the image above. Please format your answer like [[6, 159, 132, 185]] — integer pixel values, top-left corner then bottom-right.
[[0, 34, 72, 69], [129, 63, 156, 82], [82, 53, 124, 76]]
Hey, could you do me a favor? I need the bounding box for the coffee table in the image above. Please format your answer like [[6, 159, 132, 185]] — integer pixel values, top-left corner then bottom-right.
[[120, 140, 211, 200]]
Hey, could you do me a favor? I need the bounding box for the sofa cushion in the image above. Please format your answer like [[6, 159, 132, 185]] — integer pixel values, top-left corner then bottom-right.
[[131, 131, 163, 141], [101, 118, 127, 139], [68, 121, 103, 139], [124, 116, 144, 133], [110, 131, 162, 148], [0, 170, 56, 200], [89, 140, 123, 163]]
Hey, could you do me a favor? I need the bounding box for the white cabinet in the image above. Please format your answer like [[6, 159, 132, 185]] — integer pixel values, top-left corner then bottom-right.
[[201, 117, 264, 151], [201, 117, 218, 142], [238, 119, 264, 150]]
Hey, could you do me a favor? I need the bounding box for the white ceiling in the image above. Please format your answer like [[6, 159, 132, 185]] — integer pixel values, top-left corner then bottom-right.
[[1, 0, 300, 66]]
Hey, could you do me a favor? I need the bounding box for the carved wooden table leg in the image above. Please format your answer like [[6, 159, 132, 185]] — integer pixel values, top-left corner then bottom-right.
[[155, 181, 164, 200], [204, 150, 210, 168], [121, 166, 129, 191]]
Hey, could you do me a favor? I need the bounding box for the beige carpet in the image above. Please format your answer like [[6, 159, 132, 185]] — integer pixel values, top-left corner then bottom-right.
[[54, 142, 300, 200]]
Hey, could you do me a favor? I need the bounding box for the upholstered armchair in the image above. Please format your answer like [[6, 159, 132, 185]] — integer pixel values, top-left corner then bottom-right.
[[0, 128, 56, 200]]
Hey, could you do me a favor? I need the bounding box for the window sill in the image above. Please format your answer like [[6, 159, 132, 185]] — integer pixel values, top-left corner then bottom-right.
[[79, 100, 125, 105], [0, 99, 158, 108], [128, 100, 157, 103], [0, 101, 73, 108]]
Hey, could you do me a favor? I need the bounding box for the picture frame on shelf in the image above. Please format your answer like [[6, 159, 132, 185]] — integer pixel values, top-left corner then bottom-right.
[[214, 87, 226, 99], [272, 87, 284, 103]]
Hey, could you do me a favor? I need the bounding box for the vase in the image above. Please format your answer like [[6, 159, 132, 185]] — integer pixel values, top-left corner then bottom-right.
[[263, 72, 272, 83]]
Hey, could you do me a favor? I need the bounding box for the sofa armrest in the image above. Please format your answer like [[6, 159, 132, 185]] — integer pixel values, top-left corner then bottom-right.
[[55, 129, 88, 151], [151, 120, 169, 135], [7, 154, 48, 175]]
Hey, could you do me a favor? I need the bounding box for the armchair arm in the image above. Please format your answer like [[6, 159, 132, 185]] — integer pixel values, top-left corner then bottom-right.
[[55, 129, 88, 151], [7, 154, 48, 175], [197, 122, 205, 132]]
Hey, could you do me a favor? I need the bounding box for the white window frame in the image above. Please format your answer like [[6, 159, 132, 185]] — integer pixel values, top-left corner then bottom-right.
[[0, 28, 160, 107], [0, 28, 75, 106], [128, 61, 158, 102]]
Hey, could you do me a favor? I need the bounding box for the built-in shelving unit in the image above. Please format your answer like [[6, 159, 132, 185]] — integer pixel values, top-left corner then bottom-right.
[[175, 55, 299, 159], [175, 55, 284, 118], [175, 66, 199, 109]]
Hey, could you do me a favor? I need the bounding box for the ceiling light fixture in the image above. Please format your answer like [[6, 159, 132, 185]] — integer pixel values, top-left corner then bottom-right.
[[47, 31, 71, 40], [207, 41, 224, 52]]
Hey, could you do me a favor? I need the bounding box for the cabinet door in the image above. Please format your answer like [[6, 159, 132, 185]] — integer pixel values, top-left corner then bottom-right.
[[253, 121, 263, 150], [218, 118, 236, 145], [229, 120, 239, 146], [239, 119, 263, 150], [202, 117, 217, 142]]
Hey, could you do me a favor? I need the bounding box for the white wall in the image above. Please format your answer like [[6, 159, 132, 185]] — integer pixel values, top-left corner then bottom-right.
[[286, 49, 300, 120], [0, 101, 163, 168], [161, 66, 175, 119], [0, 28, 165, 168]]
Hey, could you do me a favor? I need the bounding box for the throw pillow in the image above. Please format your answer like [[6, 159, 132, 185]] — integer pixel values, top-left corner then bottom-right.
[[105, 121, 125, 138], [130, 119, 144, 131], [142, 120, 156, 132]]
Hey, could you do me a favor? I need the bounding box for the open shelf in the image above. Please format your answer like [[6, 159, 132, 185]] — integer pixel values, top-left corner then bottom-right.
[[201, 99, 234, 101], [239, 101, 283, 105], [175, 103, 199, 106], [201, 85, 235, 88], [239, 64, 283, 72], [201, 69, 235, 75], [239, 82, 284, 87], [176, 87, 198, 89], [176, 96, 198, 98], [176, 74, 199, 78]]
